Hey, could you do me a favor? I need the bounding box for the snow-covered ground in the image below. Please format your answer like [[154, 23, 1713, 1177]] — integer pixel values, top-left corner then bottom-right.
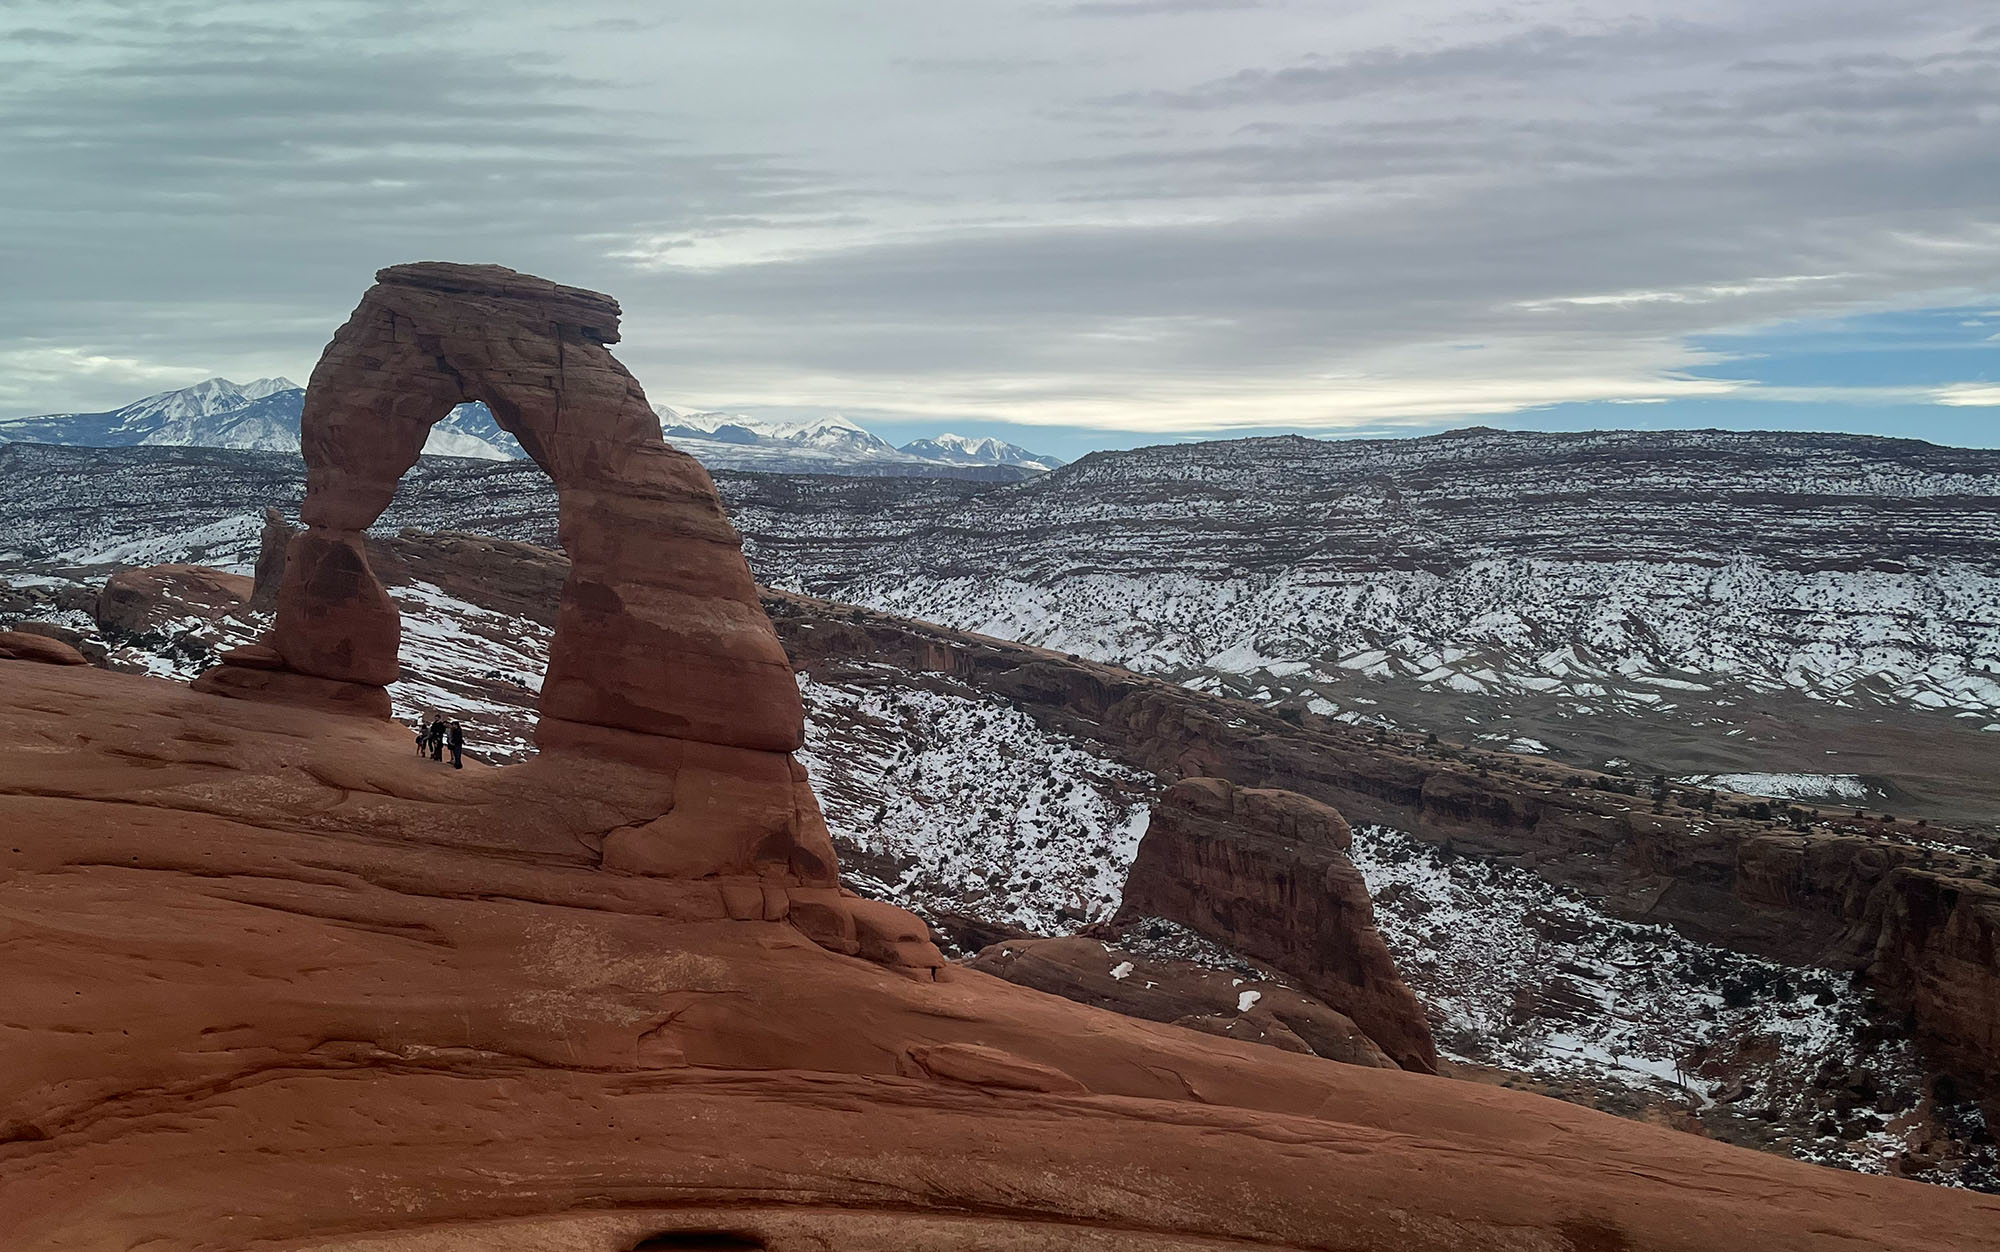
[[796, 671, 1155, 934], [1348, 822, 1952, 1179], [5, 448, 1996, 1186], [726, 427, 2000, 731], [1682, 773, 1875, 802], [387, 582, 552, 760]]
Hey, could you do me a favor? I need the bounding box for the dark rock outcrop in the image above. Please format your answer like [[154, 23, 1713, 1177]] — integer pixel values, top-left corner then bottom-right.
[[0, 630, 88, 666], [95, 564, 252, 635], [1116, 777, 1438, 1073], [249, 506, 295, 609]]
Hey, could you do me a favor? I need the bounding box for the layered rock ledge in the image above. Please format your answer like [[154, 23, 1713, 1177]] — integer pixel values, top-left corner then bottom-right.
[[4, 660, 1999, 1249]]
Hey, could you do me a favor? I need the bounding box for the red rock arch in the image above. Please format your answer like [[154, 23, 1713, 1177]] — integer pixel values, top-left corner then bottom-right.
[[250, 262, 802, 754]]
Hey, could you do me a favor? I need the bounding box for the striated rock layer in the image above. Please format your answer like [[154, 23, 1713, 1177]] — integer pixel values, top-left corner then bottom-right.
[[4, 660, 1999, 1250]]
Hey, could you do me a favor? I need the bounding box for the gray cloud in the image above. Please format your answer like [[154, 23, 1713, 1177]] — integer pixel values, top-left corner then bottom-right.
[[2, 0, 1998, 434], [1070, 0, 1268, 15]]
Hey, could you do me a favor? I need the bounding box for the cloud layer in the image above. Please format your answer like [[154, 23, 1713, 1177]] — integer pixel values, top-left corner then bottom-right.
[[3, 0, 1997, 434]]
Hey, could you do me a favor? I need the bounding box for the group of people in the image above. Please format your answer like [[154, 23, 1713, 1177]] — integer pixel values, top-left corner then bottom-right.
[[416, 715, 467, 769]]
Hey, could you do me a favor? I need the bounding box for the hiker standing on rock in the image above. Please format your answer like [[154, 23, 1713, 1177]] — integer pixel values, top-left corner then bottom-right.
[[429, 716, 447, 762], [415, 717, 430, 757], [448, 722, 465, 770]]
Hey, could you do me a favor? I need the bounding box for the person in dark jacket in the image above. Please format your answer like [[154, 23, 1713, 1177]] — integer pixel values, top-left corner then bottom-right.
[[429, 717, 446, 762], [415, 717, 430, 757], [447, 722, 464, 769]]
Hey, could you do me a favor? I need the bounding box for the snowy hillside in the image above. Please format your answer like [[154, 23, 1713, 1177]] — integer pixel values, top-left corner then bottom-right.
[[725, 429, 2000, 736]]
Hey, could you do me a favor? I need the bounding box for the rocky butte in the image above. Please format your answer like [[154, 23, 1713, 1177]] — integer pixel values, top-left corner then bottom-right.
[[2, 263, 1997, 1250]]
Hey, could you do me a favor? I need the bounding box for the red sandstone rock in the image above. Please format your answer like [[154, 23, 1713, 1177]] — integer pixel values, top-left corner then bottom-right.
[[187, 263, 842, 935], [94, 564, 253, 636], [969, 934, 1396, 1068], [3, 664, 1997, 1251], [270, 529, 402, 685], [216, 641, 286, 670], [534, 716, 844, 890], [900, 1041, 1088, 1093], [190, 660, 395, 719], [1119, 777, 1440, 1073], [238, 261, 802, 752], [0, 629, 87, 666]]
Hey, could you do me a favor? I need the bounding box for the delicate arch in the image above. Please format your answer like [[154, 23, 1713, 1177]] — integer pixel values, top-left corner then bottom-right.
[[263, 262, 801, 754]]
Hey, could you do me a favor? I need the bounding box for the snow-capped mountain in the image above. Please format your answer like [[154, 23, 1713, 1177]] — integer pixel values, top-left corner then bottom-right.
[[0, 379, 526, 463], [655, 407, 1062, 478], [899, 433, 1065, 472], [0, 377, 307, 453], [658, 408, 909, 464], [0, 381, 1058, 478]]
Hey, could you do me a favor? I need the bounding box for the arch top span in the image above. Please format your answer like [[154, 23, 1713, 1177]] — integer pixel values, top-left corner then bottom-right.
[[200, 260, 805, 759]]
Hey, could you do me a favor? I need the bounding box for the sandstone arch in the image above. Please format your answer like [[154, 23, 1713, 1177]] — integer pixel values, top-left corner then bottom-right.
[[207, 262, 801, 755], [194, 263, 851, 891]]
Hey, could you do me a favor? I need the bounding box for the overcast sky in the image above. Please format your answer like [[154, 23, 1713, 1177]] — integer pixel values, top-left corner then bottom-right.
[[3, 0, 1998, 454]]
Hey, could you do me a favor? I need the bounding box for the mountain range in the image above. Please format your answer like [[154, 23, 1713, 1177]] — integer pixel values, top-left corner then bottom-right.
[[0, 378, 1065, 479], [657, 406, 1062, 476]]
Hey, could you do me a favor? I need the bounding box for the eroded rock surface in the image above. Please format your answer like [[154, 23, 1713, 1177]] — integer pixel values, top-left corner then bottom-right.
[[249, 505, 295, 609], [5, 662, 1999, 1250], [1117, 776, 1439, 1073], [968, 934, 1397, 1068]]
